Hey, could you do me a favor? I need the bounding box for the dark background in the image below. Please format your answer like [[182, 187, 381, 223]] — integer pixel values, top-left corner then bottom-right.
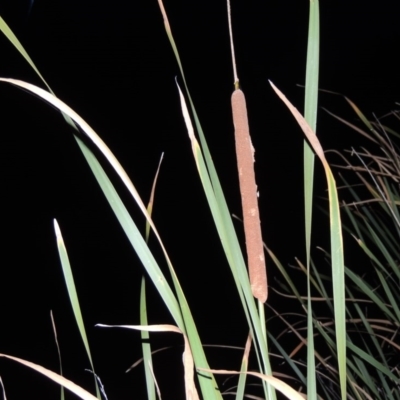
[[0, 0, 399, 398]]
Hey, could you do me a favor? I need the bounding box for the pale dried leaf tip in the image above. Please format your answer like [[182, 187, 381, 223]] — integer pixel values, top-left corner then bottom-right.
[[157, 0, 171, 33], [268, 80, 326, 161], [53, 219, 61, 238], [176, 80, 195, 140]]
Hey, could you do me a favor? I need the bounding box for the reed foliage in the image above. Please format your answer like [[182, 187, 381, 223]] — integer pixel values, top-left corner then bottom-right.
[[1, 2, 398, 399]]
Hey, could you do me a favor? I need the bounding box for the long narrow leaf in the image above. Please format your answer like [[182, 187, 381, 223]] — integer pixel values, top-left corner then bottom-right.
[[53, 220, 100, 399], [303, 2, 319, 396]]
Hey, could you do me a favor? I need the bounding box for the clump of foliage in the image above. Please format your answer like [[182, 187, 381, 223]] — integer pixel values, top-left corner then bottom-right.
[[269, 102, 400, 398]]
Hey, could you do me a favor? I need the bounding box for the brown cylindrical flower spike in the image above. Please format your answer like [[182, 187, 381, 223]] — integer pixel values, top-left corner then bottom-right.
[[232, 88, 268, 302]]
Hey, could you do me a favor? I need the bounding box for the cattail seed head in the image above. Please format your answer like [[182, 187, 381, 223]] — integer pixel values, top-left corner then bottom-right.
[[231, 89, 268, 302]]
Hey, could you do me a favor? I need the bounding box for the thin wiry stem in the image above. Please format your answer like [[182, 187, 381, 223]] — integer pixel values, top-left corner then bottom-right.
[[226, 0, 239, 88]]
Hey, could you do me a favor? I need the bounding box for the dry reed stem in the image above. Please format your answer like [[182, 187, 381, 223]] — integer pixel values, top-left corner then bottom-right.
[[232, 89, 268, 302], [226, 0, 238, 86]]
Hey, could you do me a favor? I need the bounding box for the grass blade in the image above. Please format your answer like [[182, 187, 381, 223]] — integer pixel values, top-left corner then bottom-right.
[[141, 153, 164, 400], [53, 220, 100, 399], [303, 1, 319, 397]]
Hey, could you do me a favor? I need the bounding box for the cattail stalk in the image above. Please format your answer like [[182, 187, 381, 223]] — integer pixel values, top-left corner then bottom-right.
[[227, 0, 267, 302]]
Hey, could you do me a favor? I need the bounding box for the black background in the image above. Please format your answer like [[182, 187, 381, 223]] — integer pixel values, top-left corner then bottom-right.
[[0, 0, 399, 398]]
